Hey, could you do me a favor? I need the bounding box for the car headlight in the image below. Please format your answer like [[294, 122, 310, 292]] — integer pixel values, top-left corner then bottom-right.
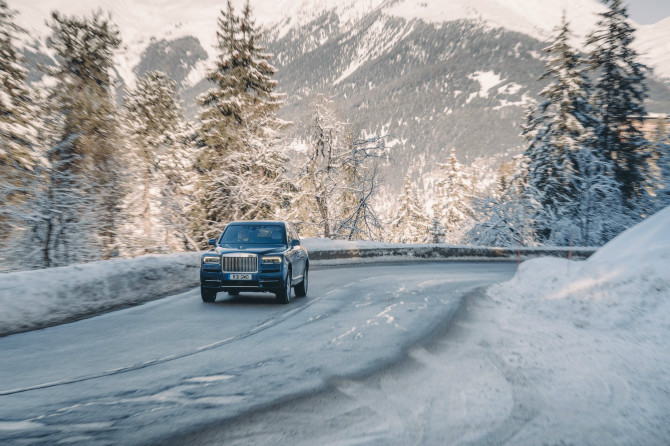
[[202, 256, 220, 264], [262, 256, 282, 264]]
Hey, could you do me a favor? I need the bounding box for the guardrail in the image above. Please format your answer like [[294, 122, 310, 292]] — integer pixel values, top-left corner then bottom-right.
[[308, 245, 596, 262]]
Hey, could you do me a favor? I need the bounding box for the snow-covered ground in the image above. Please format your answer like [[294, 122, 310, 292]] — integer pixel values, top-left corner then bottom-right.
[[0, 236, 592, 338], [156, 207, 670, 445], [0, 208, 667, 442], [0, 240, 458, 336], [0, 252, 201, 337], [480, 205, 670, 442]]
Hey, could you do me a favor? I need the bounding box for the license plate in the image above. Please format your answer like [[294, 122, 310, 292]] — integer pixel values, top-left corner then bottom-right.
[[229, 274, 252, 280]]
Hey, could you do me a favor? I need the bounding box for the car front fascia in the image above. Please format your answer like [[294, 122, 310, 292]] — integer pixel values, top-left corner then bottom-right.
[[200, 248, 288, 293]]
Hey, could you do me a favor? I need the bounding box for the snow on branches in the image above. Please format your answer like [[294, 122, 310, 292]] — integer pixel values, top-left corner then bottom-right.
[[289, 98, 388, 240]]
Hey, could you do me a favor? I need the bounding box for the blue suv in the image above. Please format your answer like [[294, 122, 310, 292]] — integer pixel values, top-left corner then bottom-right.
[[200, 221, 309, 304]]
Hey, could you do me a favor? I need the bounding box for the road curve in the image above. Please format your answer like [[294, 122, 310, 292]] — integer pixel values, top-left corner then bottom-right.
[[0, 262, 516, 445]]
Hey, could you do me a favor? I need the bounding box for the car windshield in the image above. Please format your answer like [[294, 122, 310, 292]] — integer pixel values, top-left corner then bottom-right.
[[219, 225, 286, 245]]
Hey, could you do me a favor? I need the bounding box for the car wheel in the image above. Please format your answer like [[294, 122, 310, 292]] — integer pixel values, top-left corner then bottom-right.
[[295, 267, 308, 297], [201, 287, 217, 303], [276, 272, 292, 304]]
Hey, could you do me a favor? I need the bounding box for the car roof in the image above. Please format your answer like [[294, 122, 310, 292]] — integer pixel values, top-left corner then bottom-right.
[[226, 221, 286, 226]]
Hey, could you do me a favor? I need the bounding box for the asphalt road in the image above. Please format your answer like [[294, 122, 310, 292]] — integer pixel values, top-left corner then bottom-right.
[[0, 262, 516, 445]]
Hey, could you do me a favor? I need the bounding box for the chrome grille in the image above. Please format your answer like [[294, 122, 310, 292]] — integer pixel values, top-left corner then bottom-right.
[[222, 255, 258, 273]]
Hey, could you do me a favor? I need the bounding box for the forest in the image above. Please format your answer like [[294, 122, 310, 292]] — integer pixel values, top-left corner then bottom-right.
[[1, 0, 669, 272]]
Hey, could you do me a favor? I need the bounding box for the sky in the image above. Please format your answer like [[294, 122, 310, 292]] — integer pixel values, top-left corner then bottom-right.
[[627, 0, 670, 24]]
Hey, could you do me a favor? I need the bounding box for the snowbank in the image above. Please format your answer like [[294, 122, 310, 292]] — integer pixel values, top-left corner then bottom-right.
[[484, 206, 670, 442], [0, 239, 592, 337], [0, 252, 201, 337], [489, 205, 670, 331]]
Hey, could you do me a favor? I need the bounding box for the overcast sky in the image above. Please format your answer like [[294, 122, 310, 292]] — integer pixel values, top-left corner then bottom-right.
[[627, 0, 670, 24]]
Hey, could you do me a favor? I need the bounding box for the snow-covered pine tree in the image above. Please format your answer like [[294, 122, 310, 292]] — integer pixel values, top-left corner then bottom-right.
[[428, 216, 446, 243], [466, 155, 537, 247], [21, 93, 99, 268], [432, 148, 475, 243], [466, 189, 538, 247], [521, 15, 608, 245], [572, 140, 625, 245], [122, 71, 197, 254], [496, 160, 515, 197], [653, 118, 670, 210], [193, 0, 290, 244], [587, 0, 652, 210], [0, 0, 37, 255], [390, 174, 429, 243], [43, 11, 124, 263]]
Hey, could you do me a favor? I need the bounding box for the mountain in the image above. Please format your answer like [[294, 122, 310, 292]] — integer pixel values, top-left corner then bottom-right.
[[13, 0, 670, 190], [261, 0, 670, 188], [636, 16, 670, 86]]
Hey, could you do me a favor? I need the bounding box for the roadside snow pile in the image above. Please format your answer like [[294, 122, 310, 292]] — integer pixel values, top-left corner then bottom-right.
[[489, 205, 670, 331], [485, 206, 670, 443], [0, 252, 201, 336]]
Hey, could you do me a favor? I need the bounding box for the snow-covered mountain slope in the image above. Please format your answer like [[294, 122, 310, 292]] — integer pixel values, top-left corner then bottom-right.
[[383, 0, 606, 41], [636, 16, 670, 83], [269, 0, 669, 78], [14, 0, 670, 87], [262, 0, 670, 189], [12, 0, 670, 191]]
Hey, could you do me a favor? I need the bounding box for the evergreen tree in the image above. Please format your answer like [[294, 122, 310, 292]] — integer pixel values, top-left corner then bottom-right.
[[466, 157, 537, 247], [432, 148, 475, 243], [521, 15, 600, 244], [466, 189, 538, 247], [496, 160, 515, 197], [123, 71, 197, 253], [390, 174, 429, 243], [587, 0, 652, 207], [571, 141, 626, 245], [0, 0, 36, 252], [193, 0, 290, 244], [653, 118, 670, 209], [41, 11, 123, 264], [428, 216, 446, 243]]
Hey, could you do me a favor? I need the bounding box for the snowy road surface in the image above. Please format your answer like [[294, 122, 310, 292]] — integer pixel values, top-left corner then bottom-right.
[[0, 262, 516, 445]]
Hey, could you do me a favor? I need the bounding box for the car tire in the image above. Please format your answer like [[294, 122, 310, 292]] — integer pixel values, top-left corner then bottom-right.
[[201, 287, 217, 303], [276, 272, 292, 304], [295, 267, 308, 297]]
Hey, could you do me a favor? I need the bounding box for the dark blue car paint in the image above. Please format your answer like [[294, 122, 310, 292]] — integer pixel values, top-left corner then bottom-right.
[[199, 221, 308, 297]]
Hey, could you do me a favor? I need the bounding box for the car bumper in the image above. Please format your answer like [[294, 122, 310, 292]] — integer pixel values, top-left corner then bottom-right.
[[200, 268, 284, 292]]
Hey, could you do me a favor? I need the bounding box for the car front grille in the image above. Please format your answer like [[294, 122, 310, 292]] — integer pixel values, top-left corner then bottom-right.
[[222, 255, 258, 273]]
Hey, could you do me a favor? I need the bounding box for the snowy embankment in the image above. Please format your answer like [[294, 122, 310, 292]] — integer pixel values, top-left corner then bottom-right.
[[0, 240, 592, 337], [0, 253, 202, 337], [483, 206, 670, 442]]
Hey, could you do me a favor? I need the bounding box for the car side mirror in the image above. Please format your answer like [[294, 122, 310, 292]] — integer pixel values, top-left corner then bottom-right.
[[291, 239, 301, 247], [208, 238, 217, 246]]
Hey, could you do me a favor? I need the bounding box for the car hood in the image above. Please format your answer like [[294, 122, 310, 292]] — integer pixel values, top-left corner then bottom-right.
[[215, 245, 286, 256]]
